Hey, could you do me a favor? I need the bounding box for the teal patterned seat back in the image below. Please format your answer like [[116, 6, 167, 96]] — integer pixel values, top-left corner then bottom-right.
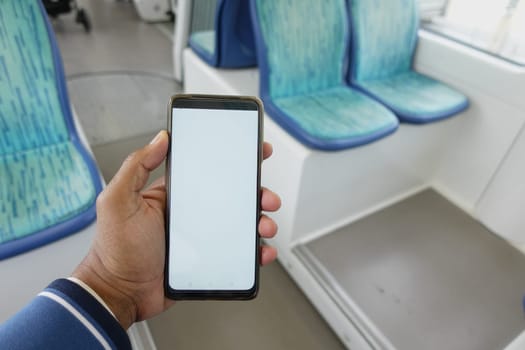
[[349, 0, 419, 82], [254, 0, 348, 99], [0, 1, 69, 153], [0, 0, 101, 259]]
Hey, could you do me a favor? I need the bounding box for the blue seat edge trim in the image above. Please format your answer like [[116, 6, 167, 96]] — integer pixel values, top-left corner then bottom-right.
[[215, 0, 225, 66], [217, 0, 257, 68], [0, 204, 97, 260], [0, 1, 104, 260], [351, 81, 470, 124], [262, 94, 399, 151]]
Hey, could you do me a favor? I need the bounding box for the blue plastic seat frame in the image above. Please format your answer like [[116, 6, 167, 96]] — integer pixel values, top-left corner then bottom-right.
[[347, 0, 469, 123], [250, 0, 399, 151], [0, 0, 102, 259], [189, 0, 257, 68]]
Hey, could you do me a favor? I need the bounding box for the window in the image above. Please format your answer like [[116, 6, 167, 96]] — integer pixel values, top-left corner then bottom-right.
[[419, 0, 525, 65]]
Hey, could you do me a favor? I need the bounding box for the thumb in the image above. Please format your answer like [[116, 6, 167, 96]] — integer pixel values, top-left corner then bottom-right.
[[109, 130, 169, 196]]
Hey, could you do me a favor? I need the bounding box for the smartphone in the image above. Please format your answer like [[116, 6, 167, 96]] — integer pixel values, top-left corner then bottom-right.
[[165, 94, 263, 300]]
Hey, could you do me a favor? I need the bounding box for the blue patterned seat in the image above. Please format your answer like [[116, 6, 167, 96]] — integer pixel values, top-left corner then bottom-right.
[[250, 0, 398, 150], [189, 0, 257, 68], [348, 0, 468, 123], [0, 0, 102, 259]]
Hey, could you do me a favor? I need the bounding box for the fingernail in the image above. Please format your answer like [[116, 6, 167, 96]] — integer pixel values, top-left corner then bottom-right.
[[150, 131, 163, 144]]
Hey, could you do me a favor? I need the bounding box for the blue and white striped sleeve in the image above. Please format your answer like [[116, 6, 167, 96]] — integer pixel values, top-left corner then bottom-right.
[[0, 279, 131, 349]]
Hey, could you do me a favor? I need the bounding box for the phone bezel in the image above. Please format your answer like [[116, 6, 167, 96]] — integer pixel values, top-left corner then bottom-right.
[[164, 94, 264, 300]]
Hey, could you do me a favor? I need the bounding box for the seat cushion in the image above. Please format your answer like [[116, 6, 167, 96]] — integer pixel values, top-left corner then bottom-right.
[[355, 71, 469, 123], [268, 86, 399, 150], [189, 30, 217, 66], [0, 141, 97, 246]]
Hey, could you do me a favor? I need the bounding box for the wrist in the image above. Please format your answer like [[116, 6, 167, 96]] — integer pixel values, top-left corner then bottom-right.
[[72, 254, 138, 329]]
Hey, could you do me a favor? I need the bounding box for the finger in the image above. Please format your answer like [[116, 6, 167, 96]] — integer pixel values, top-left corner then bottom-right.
[[109, 131, 169, 195], [142, 175, 167, 211], [258, 215, 277, 238], [146, 176, 166, 191], [263, 142, 273, 160], [261, 187, 281, 212], [260, 245, 277, 266]]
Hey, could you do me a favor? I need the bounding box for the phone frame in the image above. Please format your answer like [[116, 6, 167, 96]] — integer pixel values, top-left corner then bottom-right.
[[164, 94, 264, 300]]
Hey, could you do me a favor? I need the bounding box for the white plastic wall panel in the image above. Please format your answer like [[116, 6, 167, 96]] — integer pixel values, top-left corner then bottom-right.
[[475, 126, 525, 245], [293, 120, 453, 241], [415, 31, 525, 212], [430, 91, 524, 211]]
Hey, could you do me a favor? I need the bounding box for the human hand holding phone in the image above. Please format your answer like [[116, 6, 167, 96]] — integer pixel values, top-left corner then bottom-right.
[[72, 129, 280, 329]]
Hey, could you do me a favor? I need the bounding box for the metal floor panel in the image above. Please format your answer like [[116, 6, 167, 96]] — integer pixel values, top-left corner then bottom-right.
[[301, 189, 525, 350]]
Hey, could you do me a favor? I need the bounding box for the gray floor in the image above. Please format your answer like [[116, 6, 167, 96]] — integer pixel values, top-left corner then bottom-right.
[[53, 2, 344, 349], [68, 73, 177, 145], [54, 0, 173, 77], [302, 190, 525, 350], [149, 262, 345, 350]]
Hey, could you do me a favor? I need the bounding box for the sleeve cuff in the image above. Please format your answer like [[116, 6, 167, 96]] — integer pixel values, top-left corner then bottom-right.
[[45, 279, 131, 350], [67, 277, 117, 319]]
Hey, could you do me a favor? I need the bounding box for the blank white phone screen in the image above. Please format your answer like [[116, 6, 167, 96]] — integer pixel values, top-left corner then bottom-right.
[[168, 107, 259, 290]]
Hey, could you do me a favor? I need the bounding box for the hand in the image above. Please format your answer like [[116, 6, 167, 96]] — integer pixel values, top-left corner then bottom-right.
[[72, 130, 281, 329]]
